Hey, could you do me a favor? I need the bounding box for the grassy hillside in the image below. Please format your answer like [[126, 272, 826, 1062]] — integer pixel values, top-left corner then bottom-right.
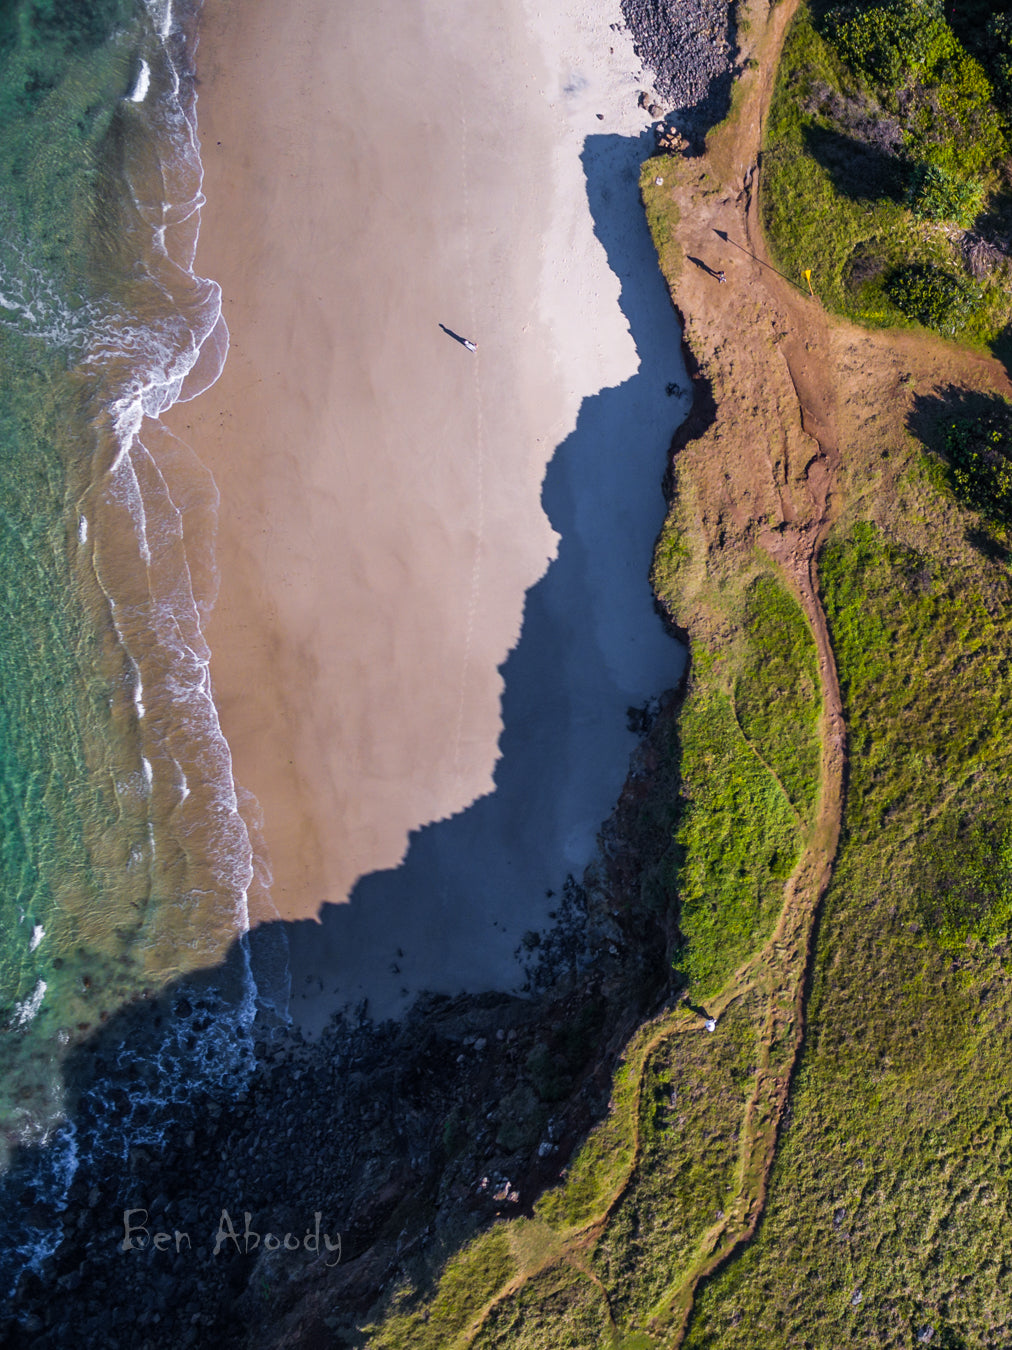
[[762, 0, 1012, 353], [687, 520, 1012, 1348]]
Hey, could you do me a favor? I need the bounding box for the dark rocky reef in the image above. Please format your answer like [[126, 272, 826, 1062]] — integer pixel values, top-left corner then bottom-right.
[[1, 690, 686, 1350]]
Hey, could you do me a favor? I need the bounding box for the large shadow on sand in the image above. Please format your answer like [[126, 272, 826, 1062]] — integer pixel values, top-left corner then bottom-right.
[[0, 133, 688, 1327], [283, 132, 689, 1026]]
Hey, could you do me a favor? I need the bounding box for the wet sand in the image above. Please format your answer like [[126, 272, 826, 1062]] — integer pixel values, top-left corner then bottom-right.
[[173, 0, 687, 1020]]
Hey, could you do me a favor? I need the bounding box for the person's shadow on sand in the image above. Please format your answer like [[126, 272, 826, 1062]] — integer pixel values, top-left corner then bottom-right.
[[438, 322, 475, 349], [282, 130, 689, 1027]]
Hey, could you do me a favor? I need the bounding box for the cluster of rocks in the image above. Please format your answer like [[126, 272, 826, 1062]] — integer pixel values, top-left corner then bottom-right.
[[2, 904, 663, 1350], [654, 123, 690, 155], [621, 0, 739, 141]]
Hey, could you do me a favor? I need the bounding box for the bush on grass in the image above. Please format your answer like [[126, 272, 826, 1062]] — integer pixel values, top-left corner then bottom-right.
[[823, 0, 953, 88], [884, 262, 976, 334], [985, 12, 1012, 110], [942, 405, 1012, 526], [906, 161, 984, 227]]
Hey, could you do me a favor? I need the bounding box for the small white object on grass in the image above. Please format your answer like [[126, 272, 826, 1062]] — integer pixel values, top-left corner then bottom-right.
[[705, 1018, 716, 1033]]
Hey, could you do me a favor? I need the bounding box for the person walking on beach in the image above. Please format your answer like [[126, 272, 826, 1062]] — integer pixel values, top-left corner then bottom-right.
[[463, 339, 477, 352], [717, 270, 726, 284]]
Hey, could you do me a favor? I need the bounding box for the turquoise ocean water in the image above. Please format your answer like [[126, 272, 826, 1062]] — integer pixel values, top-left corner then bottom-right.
[[0, 0, 266, 1286]]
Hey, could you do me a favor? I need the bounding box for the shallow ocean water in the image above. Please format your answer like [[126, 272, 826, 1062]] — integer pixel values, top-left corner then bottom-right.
[[0, 0, 263, 1287]]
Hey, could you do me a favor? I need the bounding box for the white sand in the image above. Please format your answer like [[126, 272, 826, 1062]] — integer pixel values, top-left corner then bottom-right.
[[175, 0, 687, 1026]]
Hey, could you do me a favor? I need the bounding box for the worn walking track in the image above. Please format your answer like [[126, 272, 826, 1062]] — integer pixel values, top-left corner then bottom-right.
[[410, 0, 1012, 1344], [438, 3, 848, 1344]]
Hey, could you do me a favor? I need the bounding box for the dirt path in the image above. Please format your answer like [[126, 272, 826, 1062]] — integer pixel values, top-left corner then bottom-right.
[[450, 4, 849, 1344], [439, 0, 1012, 1343], [635, 0, 1012, 1336]]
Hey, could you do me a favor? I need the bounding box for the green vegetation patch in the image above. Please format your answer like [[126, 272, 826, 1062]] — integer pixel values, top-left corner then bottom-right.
[[648, 532, 823, 998], [734, 573, 822, 819], [535, 1032, 645, 1233], [884, 262, 978, 335], [685, 522, 1012, 1347], [906, 161, 985, 228], [915, 810, 1012, 948], [471, 1265, 611, 1350], [674, 680, 802, 995], [640, 156, 682, 288], [824, 0, 950, 86], [819, 521, 1012, 841], [673, 567, 822, 998], [761, 1, 1012, 345], [928, 393, 1012, 531], [367, 1227, 518, 1350], [591, 994, 762, 1327]]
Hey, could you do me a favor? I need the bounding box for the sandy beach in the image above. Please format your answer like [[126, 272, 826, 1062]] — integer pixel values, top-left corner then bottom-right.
[[169, 0, 687, 1022]]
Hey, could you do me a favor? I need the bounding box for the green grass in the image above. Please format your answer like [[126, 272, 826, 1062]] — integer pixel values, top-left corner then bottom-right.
[[590, 994, 763, 1326], [760, 4, 1012, 347], [441, 996, 765, 1347], [672, 568, 822, 998], [640, 158, 682, 290], [471, 1265, 611, 1349], [684, 521, 1012, 1348], [648, 496, 824, 1001], [366, 1228, 518, 1350], [534, 1025, 652, 1234], [820, 522, 1012, 843], [674, 682, 803, 995], [734, 574, 822, 819]]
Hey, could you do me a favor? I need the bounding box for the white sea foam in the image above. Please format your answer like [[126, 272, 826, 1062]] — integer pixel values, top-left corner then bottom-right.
[[128, 59, 151, 104], [13, 980, 47, 1028], [28, 925, 44, 953], [1, 10, 264, 1273], [77, 0, 257, 955], [0, 248, 97, 350], [131, 661, 145, 718]]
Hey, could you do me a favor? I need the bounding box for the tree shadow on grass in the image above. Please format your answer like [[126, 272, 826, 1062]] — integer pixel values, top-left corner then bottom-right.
[[802, 123, 908, 203], [989, 322, 1012, 380], [907, 384, 1011, 458], [908, 384, 1012, 555]]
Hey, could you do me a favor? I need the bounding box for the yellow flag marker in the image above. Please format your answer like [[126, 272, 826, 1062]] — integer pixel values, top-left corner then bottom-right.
[[803, 268, 815, 297]]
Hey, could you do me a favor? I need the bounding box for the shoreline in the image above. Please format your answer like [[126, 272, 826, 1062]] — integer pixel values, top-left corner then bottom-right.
[[166, 0, 562, 931]]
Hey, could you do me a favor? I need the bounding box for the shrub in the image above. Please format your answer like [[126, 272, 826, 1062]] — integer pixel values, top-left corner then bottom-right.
[[905, 161, 984, 226], [824, 0, 954, 87], [526, 1042, 572, 1102], [985, 12, 1012, 110], [824, 2, 1004, 174], [907, 47, 1005, 177], [942, 406, 1012, 525], [884, 262, 976, 333]]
